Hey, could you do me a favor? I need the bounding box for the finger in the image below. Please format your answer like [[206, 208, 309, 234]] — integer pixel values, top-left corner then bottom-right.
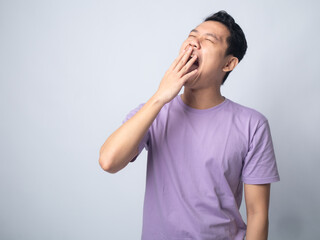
[[168, 48, 188, 72], [180, 67, 198, 84], [174, 46, 193, 72], [179, 54, 197, 75]]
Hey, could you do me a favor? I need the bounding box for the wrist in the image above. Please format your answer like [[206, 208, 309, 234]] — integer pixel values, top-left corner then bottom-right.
[[151, 91, 168, 106]]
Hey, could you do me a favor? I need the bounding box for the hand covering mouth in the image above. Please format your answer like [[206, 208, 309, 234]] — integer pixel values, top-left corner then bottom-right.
[[186, 53, 200, 74], [188, 53, 200, 67]]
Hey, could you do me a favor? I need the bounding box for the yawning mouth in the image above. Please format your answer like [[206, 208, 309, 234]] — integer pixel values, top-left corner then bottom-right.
[[188, 54, 200, 67], [186, 55, 200, 74], [188, 54, 199, 67]]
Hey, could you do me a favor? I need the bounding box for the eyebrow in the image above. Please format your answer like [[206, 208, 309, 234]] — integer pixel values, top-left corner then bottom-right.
[[189, 29, 221, 41]]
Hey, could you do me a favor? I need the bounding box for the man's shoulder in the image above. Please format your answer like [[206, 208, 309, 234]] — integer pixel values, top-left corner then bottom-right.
[[226, 98, 268, 124]]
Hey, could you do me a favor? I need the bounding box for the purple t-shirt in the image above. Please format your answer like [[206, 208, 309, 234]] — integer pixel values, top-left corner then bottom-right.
[[122, 94, 280, 240]]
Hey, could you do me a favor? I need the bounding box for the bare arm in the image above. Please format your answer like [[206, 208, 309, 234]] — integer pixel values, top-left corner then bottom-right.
[[99, 45, 198, 173], [244, 183, 270, 240], [99, 94, 164, 173]]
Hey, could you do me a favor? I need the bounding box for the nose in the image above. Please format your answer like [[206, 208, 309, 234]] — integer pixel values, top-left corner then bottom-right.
[[190, 42, 198, 49], [187, 39, 200, 50]]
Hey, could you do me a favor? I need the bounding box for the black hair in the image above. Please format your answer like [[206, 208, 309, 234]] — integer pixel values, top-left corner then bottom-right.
[[204, 10, 247, 85]]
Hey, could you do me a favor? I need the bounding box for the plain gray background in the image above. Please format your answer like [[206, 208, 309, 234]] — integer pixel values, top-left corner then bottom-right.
[[1, 0, 319, 239]]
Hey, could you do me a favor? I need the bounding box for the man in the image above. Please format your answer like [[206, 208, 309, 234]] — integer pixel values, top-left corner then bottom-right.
[[99, 10, 280, 240]]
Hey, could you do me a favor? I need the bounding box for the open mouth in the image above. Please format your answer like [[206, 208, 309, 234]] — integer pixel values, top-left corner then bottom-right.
[[186, 55, 200, 74], [188, 55, 200, 67]]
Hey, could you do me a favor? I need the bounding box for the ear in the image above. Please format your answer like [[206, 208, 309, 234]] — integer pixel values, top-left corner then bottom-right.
[[222, 56, 239, 73]]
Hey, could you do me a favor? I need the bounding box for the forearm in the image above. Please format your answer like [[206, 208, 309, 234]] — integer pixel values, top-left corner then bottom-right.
[[246, 213, 269, 240], [99, 93, 164, 173]]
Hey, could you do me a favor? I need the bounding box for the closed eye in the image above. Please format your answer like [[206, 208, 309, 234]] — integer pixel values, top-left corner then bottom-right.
[[188, 35, 215, 43]]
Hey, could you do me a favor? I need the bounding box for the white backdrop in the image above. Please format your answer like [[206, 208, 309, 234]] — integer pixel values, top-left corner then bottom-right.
[[1, 0, 319, 239]]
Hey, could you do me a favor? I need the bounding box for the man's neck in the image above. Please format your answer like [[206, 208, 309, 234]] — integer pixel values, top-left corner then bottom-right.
[[181, 87, 225, 110]]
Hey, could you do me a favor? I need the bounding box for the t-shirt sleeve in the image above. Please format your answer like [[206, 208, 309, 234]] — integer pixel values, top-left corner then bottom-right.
[[122, 103, 150, 163], [241, 120, 280, 184]]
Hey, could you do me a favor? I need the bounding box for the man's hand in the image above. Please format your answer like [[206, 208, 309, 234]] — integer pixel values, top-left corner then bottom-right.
[[154, 45, 198, 105]]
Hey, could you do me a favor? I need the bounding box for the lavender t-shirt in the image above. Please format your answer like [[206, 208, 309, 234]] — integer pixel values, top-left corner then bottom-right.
[[122, 94, 280, 240]]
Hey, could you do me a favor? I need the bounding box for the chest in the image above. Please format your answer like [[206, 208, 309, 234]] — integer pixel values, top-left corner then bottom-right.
[[150, 112, 249, 192]]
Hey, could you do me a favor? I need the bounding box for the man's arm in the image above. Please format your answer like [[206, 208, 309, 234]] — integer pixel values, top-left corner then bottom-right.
[[99, 45, 198, 173], [244, 183, 270, 240], [99, 94, 164, 173]]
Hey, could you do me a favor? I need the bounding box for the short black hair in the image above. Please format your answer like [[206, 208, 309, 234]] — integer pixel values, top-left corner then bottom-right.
[[203, 10, 247, 85]]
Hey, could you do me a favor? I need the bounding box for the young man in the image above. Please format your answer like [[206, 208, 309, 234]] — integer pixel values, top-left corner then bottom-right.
[[99, 10, 280, 240]]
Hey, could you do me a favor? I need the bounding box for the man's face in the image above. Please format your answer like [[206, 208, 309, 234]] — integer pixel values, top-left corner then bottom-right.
[[179, 20, 231, 88]]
